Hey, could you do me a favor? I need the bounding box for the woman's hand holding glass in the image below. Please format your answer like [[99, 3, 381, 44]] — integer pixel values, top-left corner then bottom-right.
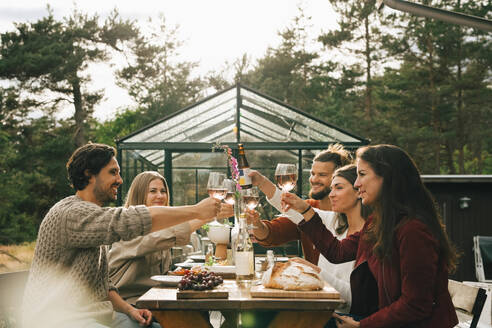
[[245, 208, 269, 241], [280, 192, 310, 214]]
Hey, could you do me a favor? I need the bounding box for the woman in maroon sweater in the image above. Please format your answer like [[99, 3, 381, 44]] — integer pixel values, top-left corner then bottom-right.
[[282, 144, 458, 328]]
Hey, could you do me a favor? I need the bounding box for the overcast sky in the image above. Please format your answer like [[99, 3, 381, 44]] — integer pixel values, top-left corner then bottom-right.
[[0, 0, 338, 121]]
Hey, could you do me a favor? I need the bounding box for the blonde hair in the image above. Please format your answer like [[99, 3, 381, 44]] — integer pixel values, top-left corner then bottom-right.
[[125, 171, 170, 207]]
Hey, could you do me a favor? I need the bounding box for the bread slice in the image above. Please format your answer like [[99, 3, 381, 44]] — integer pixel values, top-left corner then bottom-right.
[[261, 260, 324, 291]]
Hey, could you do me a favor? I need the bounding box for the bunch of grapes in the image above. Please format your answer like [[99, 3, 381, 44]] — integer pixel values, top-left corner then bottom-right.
[[178, 271, 223, 291]]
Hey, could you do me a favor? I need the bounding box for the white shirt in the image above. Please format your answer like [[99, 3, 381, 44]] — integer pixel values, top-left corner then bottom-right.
[[267, 188, 354, 310]]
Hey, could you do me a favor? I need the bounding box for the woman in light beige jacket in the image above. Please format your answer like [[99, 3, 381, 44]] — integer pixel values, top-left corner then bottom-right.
[[108, 171, 231, 304]]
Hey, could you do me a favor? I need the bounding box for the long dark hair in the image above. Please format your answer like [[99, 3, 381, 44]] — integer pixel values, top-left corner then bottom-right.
[[357, 144, 457, 272], [332, 164, 371, 235]]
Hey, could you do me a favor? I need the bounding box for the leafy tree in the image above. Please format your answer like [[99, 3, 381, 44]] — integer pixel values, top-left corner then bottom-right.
[[309, 61, 365, 132], [0, 7, 139, 147], [91, 107, 148, 146], [116, 15, 205, 125], [380, 0, 492, 173], [319, 0, 397, 119], [444, 0, 492, 173], [241, 7, 321, 111], [0, 87, 74, 243]]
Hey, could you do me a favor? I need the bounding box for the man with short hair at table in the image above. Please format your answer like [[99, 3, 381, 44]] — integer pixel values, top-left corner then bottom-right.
[[22, 143, 220, 328]]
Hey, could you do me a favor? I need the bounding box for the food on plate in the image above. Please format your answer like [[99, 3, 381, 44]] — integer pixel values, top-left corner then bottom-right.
[[178, 270, 224, 291], [216, 259, 229, 266], [170, 265, 202, 276], [169, 267, 190, 276], [261, 259, 324, 291], [205, 257, 231, 267]]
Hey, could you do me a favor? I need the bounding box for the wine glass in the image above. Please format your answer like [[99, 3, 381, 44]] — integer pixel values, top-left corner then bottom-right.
[[222, 178, 236, 226], [223, 179, 236, 206], [274, 163, 298, 216], [239, 187, 260, 241], [207, 172, 227, 224], [242, 186, 260, 211]]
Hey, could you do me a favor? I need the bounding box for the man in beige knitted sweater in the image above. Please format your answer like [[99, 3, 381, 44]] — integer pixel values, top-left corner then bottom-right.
[[22, 143, 220, 328]]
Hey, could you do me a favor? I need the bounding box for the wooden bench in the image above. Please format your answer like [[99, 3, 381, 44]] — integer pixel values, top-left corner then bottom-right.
[[0, 270, 29, 327]]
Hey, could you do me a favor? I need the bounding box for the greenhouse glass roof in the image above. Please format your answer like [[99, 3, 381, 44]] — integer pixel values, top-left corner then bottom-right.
[[118, 83, 369, 167]]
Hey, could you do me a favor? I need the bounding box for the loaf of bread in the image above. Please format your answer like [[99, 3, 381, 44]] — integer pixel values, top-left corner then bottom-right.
[[261, 260, 324, 291]]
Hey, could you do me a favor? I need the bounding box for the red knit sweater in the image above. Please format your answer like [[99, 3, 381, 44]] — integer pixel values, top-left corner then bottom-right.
[[256, 199, 320, 263]]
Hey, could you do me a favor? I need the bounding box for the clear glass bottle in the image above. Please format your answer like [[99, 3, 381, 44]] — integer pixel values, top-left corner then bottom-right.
[[237, 143, 252, 189], [235, 215, 254, 282], [266, 249, 275, 270]]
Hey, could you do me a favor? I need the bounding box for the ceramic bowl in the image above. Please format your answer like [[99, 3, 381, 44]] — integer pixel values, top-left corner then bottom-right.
[[208, 223, 231, 244]]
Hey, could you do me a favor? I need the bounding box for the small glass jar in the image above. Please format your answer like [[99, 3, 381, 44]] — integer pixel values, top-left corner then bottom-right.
[[205, 243, 214, 265]]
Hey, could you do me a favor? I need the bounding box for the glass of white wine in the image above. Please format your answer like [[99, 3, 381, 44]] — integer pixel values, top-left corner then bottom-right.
[[223, 178, 236, 226], [242, 186, 260, 211], [207, 172, 227, 224], [274, 163, 298, 217], [239, 187, 260, 241], [223, 179, 236, 206]]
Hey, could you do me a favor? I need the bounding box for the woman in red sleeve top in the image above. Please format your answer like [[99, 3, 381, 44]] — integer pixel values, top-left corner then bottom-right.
[[282, 144, 458, 328]]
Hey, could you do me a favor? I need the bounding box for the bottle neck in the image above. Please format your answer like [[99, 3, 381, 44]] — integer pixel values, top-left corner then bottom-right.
[[239, 217, 247, 230], [237, 144, 249, 168]]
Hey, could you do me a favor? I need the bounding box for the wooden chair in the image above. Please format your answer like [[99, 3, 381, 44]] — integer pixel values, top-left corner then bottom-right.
[[448, 279, 487, 328], [0, 270, 29, 327]]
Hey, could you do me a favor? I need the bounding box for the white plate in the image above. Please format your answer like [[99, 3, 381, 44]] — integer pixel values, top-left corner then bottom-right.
[[206, 265, 236, 274], [150, 275, 182, 286], [174, 262, 197, 269], [189, 254, 206, 262]]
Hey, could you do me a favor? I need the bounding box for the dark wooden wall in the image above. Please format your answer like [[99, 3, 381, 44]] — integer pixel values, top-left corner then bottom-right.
[[424, 178, 492, 282]]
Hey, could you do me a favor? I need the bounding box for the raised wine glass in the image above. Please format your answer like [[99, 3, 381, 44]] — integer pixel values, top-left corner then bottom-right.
[[223, 179, 236, 206], [239, 187, 260, 242], [242, 186, 260, 211], [274, 163, 298, 217], [207, 172, 227, 224]]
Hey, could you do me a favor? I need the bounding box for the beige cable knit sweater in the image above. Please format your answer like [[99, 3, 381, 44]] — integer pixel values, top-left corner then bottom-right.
[[22, 195, 151, 328]]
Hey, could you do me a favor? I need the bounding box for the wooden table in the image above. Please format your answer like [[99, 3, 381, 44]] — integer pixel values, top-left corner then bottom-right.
[[136, 280, 344, 328]]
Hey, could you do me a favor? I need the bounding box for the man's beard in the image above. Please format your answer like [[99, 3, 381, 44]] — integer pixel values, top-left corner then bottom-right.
[[309, 186, 331, 200], [94, 178, 118, 204]]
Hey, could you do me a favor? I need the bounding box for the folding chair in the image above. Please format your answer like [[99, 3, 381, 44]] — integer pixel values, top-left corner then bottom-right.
[[473, 236, 492, 282], [448, 279, 487, 328]]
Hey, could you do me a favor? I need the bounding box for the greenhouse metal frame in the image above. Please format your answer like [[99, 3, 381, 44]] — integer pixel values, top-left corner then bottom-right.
[[116, 83, 370, 205]]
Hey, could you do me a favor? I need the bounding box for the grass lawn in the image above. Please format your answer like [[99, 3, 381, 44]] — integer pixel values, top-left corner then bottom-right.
[[0, 242, 35, 273]]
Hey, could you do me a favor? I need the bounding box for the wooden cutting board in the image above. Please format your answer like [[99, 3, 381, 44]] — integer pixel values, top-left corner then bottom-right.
[[250, 282, 340, 299], [176, 288, 229, 299]]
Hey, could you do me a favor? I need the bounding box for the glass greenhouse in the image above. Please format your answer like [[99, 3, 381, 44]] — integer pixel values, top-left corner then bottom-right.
[[116, 83, 369, 206]]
